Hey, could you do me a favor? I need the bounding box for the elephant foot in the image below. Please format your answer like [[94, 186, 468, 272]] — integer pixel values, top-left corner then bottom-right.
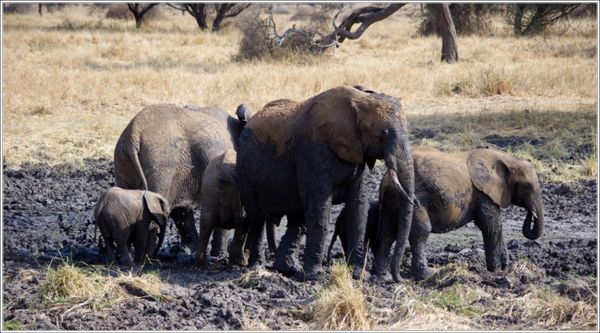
[[351, 265, 370, 281], [296, 269, 325, 282], [412, 266, 433, 281], [228, 253, 248, 267], [275, 259, 302, 277], [369, 271, 394, 284]]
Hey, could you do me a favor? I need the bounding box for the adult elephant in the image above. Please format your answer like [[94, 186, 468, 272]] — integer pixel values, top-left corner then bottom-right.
[[114, 103, 250, 255], [343, 147, 545, 282], [235, 85, 417, 280]]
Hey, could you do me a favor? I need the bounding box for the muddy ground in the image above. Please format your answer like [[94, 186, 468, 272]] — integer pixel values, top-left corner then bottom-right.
[[2, 155, 598, 330]]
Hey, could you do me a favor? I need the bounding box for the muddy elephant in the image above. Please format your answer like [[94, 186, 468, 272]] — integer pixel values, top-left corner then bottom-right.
[[94, 187, 170, 265], [235, 85, 416, 280], [195, 149, 278, 267], [333, 147, 545, 281], [114, 103, 250, 255]]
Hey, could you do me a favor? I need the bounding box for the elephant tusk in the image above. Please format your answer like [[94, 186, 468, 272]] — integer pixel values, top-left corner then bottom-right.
[[391, 170, 420, 207]]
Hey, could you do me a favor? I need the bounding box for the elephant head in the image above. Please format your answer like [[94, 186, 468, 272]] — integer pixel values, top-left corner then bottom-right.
[[467, 149, 544, 240], [143, 191, 170, 230], [305, 86, 416, 280]]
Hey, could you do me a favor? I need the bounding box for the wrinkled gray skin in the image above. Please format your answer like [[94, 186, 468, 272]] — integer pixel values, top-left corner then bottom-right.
[[331, 148, 545, 282], [196, 149, 278, 267], [236, 85, 416, 281], [114, 103, 250, 255], [94, 187, 170, 265]]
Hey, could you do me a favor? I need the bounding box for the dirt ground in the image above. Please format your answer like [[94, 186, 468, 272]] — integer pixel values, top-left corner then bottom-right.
[[2, 150, 597, 330]]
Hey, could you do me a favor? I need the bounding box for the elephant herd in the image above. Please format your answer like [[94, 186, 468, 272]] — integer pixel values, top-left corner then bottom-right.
[[93, 85, 545, 283]]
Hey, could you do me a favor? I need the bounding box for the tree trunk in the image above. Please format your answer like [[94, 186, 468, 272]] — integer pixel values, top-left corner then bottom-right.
[[434, 3, 459, 63], [212, 14, 225, 31], [514, 4, 525, 35], [195, 16, 208, 30], [38, 4, 42, 16], [522, 4, 548, 35], [134, 14, 143, 29]]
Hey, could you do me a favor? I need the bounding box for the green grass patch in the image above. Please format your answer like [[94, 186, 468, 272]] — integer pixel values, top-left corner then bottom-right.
[[3, 320, 24, 331]]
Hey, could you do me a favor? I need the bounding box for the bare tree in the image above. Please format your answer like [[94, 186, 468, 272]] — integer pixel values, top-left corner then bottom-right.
[[213, 3, 251, 31], [169, 3, 208, 30], [433, 4, 459, 62], [513, 4, 583, 36], [127, 3, 159, 29], [168, 3, 250, 31]]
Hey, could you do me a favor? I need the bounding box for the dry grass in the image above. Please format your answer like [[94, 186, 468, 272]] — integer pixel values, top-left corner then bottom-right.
[[39, 261, 169, 316], [235, 268, 274, 288], [311, 263, 372, 330], [1, 5, 596, 169], [381, 260, 598, 330]]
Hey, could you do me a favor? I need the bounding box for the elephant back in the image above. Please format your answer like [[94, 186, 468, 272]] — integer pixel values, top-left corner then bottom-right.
[[114, 104, 234, 210], [413, 148, 473, 226]]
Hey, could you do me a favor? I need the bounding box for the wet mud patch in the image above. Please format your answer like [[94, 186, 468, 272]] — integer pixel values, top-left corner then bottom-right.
[[2, 158, 597, 329]]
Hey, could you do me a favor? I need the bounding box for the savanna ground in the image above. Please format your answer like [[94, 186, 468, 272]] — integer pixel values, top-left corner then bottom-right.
[[1, 4, 598, 330]]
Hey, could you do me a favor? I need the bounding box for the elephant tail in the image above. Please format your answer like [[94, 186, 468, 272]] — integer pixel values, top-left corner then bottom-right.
[[114, 135, 148, 191], [131, 148, 148, 190]]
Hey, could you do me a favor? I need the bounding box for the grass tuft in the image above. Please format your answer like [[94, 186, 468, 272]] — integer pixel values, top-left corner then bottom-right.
[[3, 320, 24, 331], [312, 263, 372, 330], [41, 262, 97, 304], [39, 262, 169, 316]]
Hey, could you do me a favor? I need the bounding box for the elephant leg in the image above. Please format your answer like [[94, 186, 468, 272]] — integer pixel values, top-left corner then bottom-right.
[[301, 192, 332, 281], [342, 177, 369, 279], [116, 237, 133, 266], [172, 207, 198, 249], [197, 212, 216, 267], [228, 228, 248, 266], [145, 226, 159, 261], [104, 237, 116, 264], [210, 228, 230, 257], [327, 207, 348, 265], [372, 208, 396, 279], [266, 216, 280, 255], [154, 223, 166, 257], [409, 207, 432, 281], [275, 214, 304, 276], [133, 225, 149, 264], [245, 211, 267, 267], [474, 197, 508, 272]]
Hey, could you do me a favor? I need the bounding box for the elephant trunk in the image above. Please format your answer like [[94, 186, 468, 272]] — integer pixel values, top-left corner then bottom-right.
[[522, 198, 544, 240], [384, 138, 416, 282]]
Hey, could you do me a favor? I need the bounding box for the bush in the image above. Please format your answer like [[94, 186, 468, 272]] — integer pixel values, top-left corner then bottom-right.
[[236, 4, 340, 61]]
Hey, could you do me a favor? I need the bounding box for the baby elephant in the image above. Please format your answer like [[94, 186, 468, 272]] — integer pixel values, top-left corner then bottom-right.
[[196, 149, 278, 267], [94, 187, 170, 265], [332, 147, 544, 282], [196, 149, 248, 267]]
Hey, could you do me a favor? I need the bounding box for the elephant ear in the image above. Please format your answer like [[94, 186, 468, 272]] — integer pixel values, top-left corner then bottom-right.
[[306, 95, 363, 165], [467, 149, 512, 208], [143, 192, 170, 225]]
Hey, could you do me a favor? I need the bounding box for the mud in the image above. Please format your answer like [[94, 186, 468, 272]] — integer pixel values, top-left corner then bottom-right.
[[2, 158, 597, 330]]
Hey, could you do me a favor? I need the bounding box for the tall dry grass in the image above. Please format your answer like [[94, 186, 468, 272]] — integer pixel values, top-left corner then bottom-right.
[[1, 5, 597, 167]]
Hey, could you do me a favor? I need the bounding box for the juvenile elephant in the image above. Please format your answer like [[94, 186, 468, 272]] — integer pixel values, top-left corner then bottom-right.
[[114, 104, 250, 255], [236, 86, 416, 280], [196, 149, 278, 267], [94, 187, 170, 265], [333, 147, 545, 281]]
